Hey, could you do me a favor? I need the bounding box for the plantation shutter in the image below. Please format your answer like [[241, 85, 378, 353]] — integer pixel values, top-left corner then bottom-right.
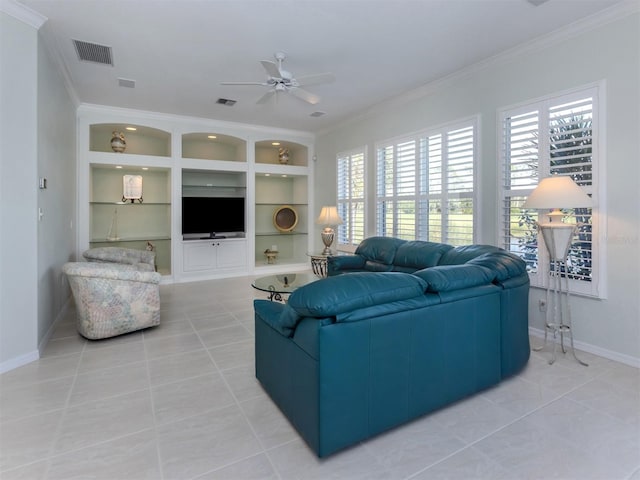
[[337, 149, 365, 247], [500, 109, 540, 271], [548, 97, 594, 283], [499, 87, 599, 296], [376, 118, 476, 244], [443, 126, 475, 245]]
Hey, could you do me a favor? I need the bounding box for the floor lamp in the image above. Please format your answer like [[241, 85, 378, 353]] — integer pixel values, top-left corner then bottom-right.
[[523, 176, 593, 366]]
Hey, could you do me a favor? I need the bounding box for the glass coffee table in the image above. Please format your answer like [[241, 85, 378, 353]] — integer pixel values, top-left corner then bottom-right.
[[252, 272, 319, 302]]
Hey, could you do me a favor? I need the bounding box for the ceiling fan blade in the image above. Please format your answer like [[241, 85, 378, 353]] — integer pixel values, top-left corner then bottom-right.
[[256, 90, 276, 105], [295, 72, 335, 87], [260, 60, 282, 78], [289, 87, 320, 105], [220, 81, 268, 86]]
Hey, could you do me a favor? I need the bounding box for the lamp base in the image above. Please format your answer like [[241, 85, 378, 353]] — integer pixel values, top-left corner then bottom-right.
[[320, 227, 335, 255], [533, 223, 588, 367]]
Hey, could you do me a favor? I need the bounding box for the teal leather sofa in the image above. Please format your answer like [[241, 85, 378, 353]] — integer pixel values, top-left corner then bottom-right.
[[254, 238, 530, 457]]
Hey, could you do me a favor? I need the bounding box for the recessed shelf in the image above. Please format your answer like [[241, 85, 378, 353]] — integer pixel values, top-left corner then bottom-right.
[[182, 133, 246, 162], [255, 140, 308, 167], [90, 202, 171, 205], [90, 124, 171, 157], [90, 235, 171, 242], [255, 232, 308, 236]]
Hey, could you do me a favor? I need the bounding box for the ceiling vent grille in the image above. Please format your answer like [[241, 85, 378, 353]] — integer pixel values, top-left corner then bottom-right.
[[216, 98, 237, 106], [73, 39, 113, 65], [118, 78, 136, 88]]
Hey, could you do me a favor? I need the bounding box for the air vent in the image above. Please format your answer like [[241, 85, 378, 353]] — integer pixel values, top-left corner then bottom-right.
[[118, 78, 136, 88], [73, 39, 113, 65], [310, 111, 326, 117], [216, 98, 237, 106]]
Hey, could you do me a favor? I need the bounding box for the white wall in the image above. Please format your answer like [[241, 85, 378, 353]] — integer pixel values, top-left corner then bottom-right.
[[315, 9, 640, 363], [0, 4, 76, 372], [36, 27, 77, 349], [0, 11, 40, 370]]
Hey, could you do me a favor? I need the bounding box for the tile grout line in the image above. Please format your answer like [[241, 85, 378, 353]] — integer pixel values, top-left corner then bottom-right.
[[187, 310, 284, 480], [404, 351, 615, 480], [142, 326, 166, 480], [41, 331, 88, 479]]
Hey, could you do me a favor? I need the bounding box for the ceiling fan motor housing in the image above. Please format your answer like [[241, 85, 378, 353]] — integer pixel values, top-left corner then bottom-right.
[[221, 51, 334, 105]]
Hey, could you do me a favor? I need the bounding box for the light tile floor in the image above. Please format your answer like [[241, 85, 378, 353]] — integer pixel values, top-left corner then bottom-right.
[[1, 275, 639, 480]]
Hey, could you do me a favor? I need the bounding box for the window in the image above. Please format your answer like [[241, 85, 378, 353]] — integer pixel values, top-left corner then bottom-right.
[[336, 148, 365, 249], [375, 118, 477, 245], [499, 85, 603, 297]]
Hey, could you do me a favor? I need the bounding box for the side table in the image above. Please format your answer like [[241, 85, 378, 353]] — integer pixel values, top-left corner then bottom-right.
[[306, 251, 349, 277]]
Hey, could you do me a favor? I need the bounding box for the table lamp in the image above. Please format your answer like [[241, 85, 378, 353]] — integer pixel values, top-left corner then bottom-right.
[[523, 175, 592, 366], [315, 206, 343, 255]]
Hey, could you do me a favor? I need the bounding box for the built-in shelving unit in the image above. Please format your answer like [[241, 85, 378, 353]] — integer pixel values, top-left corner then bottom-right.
[[254, 139, 309, 267], [86, 122, 173, 275], [78, 105, 314, 282]]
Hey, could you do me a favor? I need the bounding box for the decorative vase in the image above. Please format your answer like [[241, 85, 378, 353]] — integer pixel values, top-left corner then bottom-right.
[[278, 147, 290, 164], [110, 131, 126, 153]]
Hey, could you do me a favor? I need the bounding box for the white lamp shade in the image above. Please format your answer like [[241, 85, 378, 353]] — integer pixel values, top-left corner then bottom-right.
[[523, 176, 592, 210], [315, 206, 343, 225]]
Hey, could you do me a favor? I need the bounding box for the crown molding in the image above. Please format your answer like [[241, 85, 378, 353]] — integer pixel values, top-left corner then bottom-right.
[[318, 1, 639, 137], [0, 0, 46, 29], [77, 103, 315, 140]]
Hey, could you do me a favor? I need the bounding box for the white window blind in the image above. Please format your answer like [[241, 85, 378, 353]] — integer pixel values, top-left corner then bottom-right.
[[376, 119, 477, 245], [499, 86, 601, 297], [337, 148, 365, 248]]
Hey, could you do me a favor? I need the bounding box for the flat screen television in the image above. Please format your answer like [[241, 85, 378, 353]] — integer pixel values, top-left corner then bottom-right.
[[182, 196, 245, 237]]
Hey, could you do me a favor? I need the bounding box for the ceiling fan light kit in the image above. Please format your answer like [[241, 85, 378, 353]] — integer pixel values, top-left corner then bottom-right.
[[221, 52, 334, 106]]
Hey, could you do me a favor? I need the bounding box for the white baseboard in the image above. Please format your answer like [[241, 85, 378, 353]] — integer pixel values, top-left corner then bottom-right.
[[0, 350, 40, 375], [38, 296, 73, 354], [0, 297, 73, 375], [529, 327, 640, 368]]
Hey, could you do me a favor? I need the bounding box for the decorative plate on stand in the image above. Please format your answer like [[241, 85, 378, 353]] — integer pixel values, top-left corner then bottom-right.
[[273, 205, 298, 232]]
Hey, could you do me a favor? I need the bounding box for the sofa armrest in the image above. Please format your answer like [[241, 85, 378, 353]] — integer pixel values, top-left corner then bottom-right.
[[327, 254, 365, 275], [62, 262, 161, 284], [413, 264, 495, 292], [466, 251, 527, 282]]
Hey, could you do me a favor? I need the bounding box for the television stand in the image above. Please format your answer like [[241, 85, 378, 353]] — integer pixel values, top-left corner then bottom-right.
[[200, 233, 226, 239]]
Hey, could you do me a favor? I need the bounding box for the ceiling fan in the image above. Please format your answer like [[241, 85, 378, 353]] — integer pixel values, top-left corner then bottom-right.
[[220, 52, 335, 105]]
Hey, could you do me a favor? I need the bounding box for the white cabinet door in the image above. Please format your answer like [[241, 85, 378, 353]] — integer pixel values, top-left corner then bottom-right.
[[216, 240, 247, 269], [183, 242, 216, 271], [182, 239, 246, 273]]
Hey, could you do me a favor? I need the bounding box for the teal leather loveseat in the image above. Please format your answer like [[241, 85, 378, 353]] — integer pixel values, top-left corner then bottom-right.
[[254, 238, 530, 457]]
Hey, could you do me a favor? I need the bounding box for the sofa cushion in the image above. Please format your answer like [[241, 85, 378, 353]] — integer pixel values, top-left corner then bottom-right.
[[288, 272, 427, 318], [62, 262, 161, 283], [354, 236, 405, 266], [392, 241, 453, 272], [437, 244, 503, 266], [413, 264, 495, 292], [83, 247, 155, 267], [466, 251, 527, 282]]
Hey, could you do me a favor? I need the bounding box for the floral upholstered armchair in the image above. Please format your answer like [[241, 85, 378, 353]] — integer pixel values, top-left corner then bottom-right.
[[62, 262, 161, 339]]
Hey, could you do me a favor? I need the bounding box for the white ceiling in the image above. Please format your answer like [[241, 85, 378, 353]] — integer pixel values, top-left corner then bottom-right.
[[17, 0, 628, 133]]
